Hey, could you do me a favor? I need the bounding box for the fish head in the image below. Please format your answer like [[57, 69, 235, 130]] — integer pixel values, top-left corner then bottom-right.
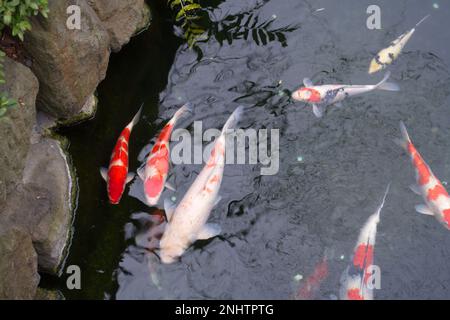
[[440, 207, 450, 230], [159, 232, 186, 264], [292, 88, 321, 103], [159, 243, 185, 264], [108, 183, 124, 204], [368, 58, 383, 74], [291, 87, 311, 102]]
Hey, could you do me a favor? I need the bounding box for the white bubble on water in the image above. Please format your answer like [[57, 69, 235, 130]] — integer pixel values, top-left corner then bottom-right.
[[294, 274, 303, 281]]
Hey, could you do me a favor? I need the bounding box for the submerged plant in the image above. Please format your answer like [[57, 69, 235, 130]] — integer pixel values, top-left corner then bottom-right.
[[0, 0, 49, 41], [210, 12, 299, 47], [0, 50, 17, 118], [167, 0, 207, 47], [167, 1, 299, 51]]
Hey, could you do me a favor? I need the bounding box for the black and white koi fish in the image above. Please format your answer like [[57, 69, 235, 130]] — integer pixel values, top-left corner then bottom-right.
[[291, 72, 399, 117], [369, 15, 430, 74]]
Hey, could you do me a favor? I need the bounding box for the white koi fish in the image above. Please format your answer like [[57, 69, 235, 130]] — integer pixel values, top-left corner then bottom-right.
[[291, 71, 399, 117], [159, 106, 244, 264], [369, 15, 430, 74], [395, 122, 450, 230], [138, 103, 192, 206], [340, 184, 390, 300]]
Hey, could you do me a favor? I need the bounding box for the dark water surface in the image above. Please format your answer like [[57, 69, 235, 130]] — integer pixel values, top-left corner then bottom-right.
[[58, 0, 450, 299]]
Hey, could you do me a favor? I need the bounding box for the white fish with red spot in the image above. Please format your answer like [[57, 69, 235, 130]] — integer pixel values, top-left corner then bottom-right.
[[395, 121, 450, 230], [340, 184, 390, 300], [159, 106, 244, 264], [291, 72, 399, 118], [138, 103, 192, 206]]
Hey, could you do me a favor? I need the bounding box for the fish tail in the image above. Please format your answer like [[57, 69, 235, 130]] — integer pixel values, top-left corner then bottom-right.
[[222, 106, 244, 134], [375, 182, 391, 220], [415, 14, 431, 28], [381, 182, 391, 205], [375, 71, 400, 92], [394, 121, 411, 151], [129, 104, 143, 128], [173, 102, 194, 120], [323, 247, 335, 261]]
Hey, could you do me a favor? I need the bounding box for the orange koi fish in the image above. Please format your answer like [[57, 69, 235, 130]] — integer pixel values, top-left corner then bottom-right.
[[100, 106, 142, 204]]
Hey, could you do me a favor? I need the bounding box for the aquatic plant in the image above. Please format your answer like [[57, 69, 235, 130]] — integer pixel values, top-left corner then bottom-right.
[[210, 12, 299, 47], [0, 50, 17, 118], [167, 0, 299, 50], [0, 0, 49, 41], [167, 0, 207, 47]]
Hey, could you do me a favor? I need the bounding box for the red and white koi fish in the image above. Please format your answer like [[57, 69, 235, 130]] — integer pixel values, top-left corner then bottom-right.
[[100, 106, 143, 204], [395, 122, 450, 230], [369, 15, 430, 74], [159, 106, 244, 264], [340, 184, 390, 300], [138, 103, 192, 206], [291, 71, 399, 118], [295, 249, 333, 300]]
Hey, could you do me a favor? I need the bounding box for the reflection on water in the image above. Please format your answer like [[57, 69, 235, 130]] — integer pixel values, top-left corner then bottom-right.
[[60, 0, 450, 299]]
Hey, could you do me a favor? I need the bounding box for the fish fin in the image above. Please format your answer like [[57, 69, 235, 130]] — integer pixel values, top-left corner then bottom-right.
[[163, 198, 176, 222], [137, 167, 145, 180], [323, 247, 335, 261], [377, 82, 400, 91], [409, 184, 421, 195], [100, 167, 108, 181], [126, 173, 135, 184], [213, 196, 222, 207], [197, 223, 222, 240], [303, 78, 314, 87], [415, 204, 434, 216], [394, 121, 411, 151], [312, 104, 324, 118], [165, 181, 176, 192], [222, 106, 244, 133], [374, 71, 400, 91], [129, 104, 143, 128]]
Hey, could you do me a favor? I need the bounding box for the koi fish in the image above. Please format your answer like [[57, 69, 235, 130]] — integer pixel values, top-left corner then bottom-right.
[[340, 184, 390, 300], [291, 71, 399, 117], [138, 103, 192, 206], [369, 15, 430, 74], [159, 106, 244, 264], [395, 122, 450, 230], [100, 106, 142, 204], [295, 249, 333, 300]]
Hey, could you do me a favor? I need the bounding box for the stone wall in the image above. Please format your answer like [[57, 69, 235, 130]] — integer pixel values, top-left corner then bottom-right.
[[0, 0, 151, 299]]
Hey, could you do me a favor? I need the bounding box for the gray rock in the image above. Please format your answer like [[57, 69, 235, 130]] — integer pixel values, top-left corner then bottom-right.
[[88, 0, 151, 52], [0, 227, 39, 300], [0, 57, 39, 202], [22, 137, 75, 274], [23, 0, 110, 119]]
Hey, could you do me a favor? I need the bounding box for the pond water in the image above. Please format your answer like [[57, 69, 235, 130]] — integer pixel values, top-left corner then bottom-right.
[[57, 0, 450, 299]]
